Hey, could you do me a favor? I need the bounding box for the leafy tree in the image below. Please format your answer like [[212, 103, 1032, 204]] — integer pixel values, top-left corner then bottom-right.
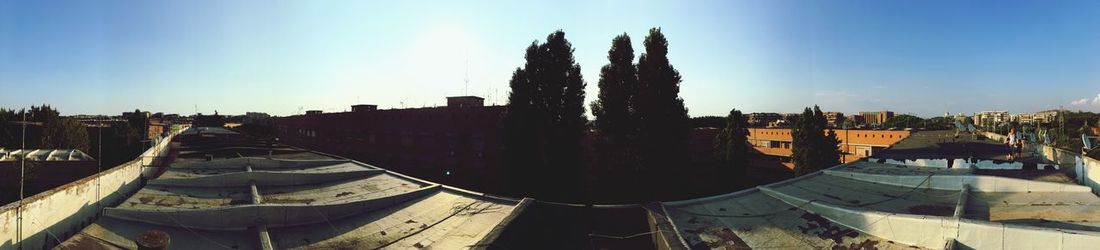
[[690, 116, 726, 128], [502, 30, 587, 202], [792, 106, 841, 176], [714, 109, 749, 177], [634, 28, 690, 198], [0, 105, 89, 151], [882, 114, 924, 129], [591, 34, 639, 176], [841, 118, 857, 129]]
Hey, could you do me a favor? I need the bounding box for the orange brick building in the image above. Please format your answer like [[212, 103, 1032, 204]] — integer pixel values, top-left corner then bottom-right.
[[747, 128, 910, 167]]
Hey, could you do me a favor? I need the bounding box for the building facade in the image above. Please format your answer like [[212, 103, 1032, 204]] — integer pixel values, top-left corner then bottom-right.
[[974, 111, 1010, 128], [857, 111, 895, 126], [276, 97, 505, 182], [746, 128, 911, 169]]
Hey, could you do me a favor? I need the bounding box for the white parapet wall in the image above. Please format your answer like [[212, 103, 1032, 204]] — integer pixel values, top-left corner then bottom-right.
[[0, 127, 185, 250], [1034, 144, 1100, 196], [868, 157, 1028, 170]]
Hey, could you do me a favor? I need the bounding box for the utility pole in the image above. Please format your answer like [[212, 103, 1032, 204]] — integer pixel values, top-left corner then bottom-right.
[[87, 123, 110, 172], [11, 111, 43, 250]]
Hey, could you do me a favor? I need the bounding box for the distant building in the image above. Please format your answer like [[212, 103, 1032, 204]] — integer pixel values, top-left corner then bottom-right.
[[243, 112, 274, 125], [277, 96, 504, 180], [824, 112, 845, 128], [1011, 110, 1058, 125], [446, 96, 485, 107], [747, 113, 781, 127], [857, 111, 894, 126], [974, 111, 1009, 128], [351, 104, 378, 112], [746, 128, 911, 169]]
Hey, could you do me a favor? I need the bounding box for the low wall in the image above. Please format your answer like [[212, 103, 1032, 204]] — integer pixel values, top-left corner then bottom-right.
[[147, 169, 384, 187], [823, 170, 1092, 192], [981, 132, 1008, 142], [0, 128, 184, 250], [1035, 144, 1100, 196], [169, 157, 354, 170], [866, 157, 1043, 170]]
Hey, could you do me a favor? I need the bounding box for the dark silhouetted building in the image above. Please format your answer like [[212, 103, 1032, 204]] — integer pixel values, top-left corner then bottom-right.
[[277, 96, 504, 184]]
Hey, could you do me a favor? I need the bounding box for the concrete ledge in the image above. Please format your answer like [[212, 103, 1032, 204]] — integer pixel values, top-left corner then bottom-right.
[[761, 179, 1100, 250], [103, 185, 442, 230], [471, 198, 534, 250], [147, 169, 385, 187], [956, 218, 1100, 250], [169, 157, 354, 170], [823, 170, 1092, 192], [868, 157, 1030, 170]]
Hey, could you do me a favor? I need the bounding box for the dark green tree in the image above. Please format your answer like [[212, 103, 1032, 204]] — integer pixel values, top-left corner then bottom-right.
[[502, 30, 587, 202], [792, 106, 841, 176], [690, 116, 726, 128], [882, 114, 925, 129], [591, 34, 639, 178], [634, 28, 690, 198], [714, 109, 749, 177]]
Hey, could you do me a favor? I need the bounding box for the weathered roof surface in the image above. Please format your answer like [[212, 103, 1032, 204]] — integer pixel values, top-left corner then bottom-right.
[[876, 130, 1011, 159], [660, 160, 1100, 249], [49, 127, 1100, 249], [55, 128, 525, 250], [663, 188, 917, 249]]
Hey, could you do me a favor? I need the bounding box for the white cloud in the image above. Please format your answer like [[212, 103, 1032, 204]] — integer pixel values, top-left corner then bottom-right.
[[1070, 93, 1100, 106]]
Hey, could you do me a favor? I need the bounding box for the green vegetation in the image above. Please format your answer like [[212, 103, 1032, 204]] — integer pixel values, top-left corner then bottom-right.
[[714, 109, 749, 177], [881, 114, 952, 130], [791, 106, 841, 176], [503, 30, 588, 202], [634, 28, 691, 198], [0, 105, 89, 152], [591, 33, 641, 193], [586, 28, 692, 200], [690, 116, 726, 128]]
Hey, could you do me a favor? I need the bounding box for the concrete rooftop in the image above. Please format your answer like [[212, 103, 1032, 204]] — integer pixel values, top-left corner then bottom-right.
[[54, 129, 525, 250], [36, 127, 1100, 249]]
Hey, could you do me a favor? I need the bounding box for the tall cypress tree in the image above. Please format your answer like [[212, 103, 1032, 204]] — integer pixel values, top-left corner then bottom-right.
[[591, 34, 639, 178], [792, 105, 841, 176], [635, 28, 690, 198], [502, 30, 587, 202], [714, 109, 749, 177]]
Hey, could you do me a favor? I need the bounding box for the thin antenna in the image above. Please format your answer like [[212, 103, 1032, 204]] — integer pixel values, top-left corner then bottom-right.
[[464, 58, 470, 96]]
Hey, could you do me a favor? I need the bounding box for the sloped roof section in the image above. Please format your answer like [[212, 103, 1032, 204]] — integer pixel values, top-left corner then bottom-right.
[[661, 161, 1100, 249], [55, 128, 526, 250]]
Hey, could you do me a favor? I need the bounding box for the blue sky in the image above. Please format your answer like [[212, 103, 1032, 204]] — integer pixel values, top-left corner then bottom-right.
[[2, 1, 1100, 117]]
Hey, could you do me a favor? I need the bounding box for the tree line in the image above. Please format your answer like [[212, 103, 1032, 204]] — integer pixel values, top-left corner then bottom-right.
[[500, 28, 851, 202], [0, 106, 150, 169]]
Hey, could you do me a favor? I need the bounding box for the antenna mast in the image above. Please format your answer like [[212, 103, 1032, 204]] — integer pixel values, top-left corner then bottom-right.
[[464, 58, 470, 96]]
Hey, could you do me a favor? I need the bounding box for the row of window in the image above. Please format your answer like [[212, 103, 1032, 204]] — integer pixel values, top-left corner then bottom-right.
[[749, 130, 904, 139]]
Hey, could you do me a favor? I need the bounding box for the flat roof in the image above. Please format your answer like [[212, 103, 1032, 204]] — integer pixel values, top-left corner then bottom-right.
[[56, 128, 525, 250], [660, 160, 1100, 249], [49, 127, 1100, 249]]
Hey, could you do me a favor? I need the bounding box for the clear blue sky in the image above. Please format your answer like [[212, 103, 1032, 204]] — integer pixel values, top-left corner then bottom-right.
[[2, 1, 1100, 117]]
